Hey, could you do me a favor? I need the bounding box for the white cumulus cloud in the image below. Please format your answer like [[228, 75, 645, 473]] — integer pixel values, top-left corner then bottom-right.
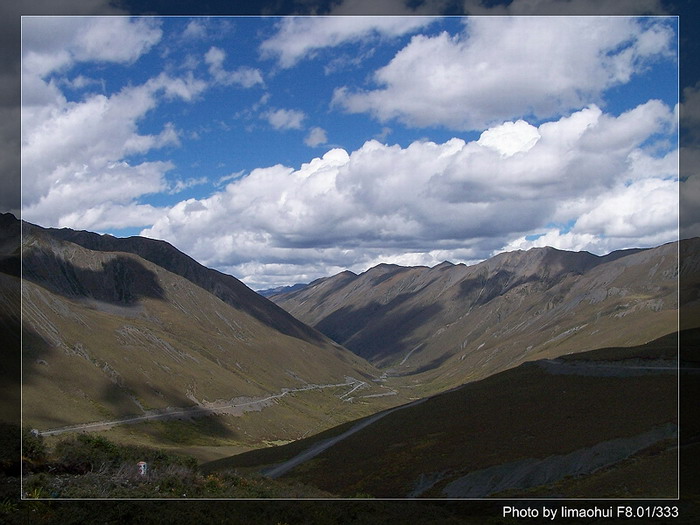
[[21, 17, 208, 232], [22, 17, 162, 77], [141, 101, 677, 289], [260, 15, 437, 68], [477, 120, 540, 157], [305, 126, 328, 147], [332, 16, 675, 130]]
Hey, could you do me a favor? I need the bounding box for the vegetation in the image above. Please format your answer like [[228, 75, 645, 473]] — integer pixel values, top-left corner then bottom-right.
[[21, 427, 47, 464], [19, 432, 332, 499], [2, 424, 523, 524], [209, 333, 682, 498]]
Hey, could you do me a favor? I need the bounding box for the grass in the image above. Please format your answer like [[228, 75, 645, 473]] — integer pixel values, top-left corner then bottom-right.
[[201, 417, 364, 473], [20, 429, 334, 499], [491, 438, 679, 498], [207, 333, 681, 498], [20, 241, 389, 446]]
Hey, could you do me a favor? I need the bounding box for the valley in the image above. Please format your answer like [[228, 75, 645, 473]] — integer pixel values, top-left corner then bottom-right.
[[6, 213, 696, 498], [205, 331, 688, 498], [12, 215, 410, 461], [271, 239, 693, 396]]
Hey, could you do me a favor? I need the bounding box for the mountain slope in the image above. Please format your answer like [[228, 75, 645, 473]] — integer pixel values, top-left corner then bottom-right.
[[16, 217, 401, 454], [272, 242, 690, 391], [28, 222, 328, 347], [206, 331, 686, 498]]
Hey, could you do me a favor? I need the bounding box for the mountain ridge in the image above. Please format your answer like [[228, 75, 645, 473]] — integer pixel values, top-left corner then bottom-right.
[[14, 216, 404, 456], [271, 238, 690, 391], [24, 221, 328, 347]]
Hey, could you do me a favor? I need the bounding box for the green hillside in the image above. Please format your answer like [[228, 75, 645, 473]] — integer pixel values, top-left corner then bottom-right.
[[206, 331, 687, 498]]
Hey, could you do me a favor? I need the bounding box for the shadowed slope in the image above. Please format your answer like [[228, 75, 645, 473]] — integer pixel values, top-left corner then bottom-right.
[[29, 222, 328, 347], [273, 241, 690, 391], [208, 331, 685, 498], [14, 217, 400, 453]]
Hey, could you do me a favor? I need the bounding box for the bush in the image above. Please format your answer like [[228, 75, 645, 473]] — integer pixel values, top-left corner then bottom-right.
[[21, 427, 46, 463], [22, 472, 49, 497], [53, 434, 122, 473], [52, 434, 197, 475]]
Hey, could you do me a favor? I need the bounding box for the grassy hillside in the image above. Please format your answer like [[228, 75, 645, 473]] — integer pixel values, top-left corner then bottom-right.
[[273, 242, 688, 395], [207, 331, 685, 498], [17, 219, 406, 456]]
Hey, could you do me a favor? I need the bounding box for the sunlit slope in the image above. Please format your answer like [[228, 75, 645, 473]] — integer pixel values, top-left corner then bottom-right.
[[18, 219, 395, 443], [208, 331, 686, 498], [30, 221, 331, 348], [273, 241, 691, 391]]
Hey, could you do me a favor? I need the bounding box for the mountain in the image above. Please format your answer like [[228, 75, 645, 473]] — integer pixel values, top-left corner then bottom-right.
[[205, 330, 688, 498], [272, 241, 694, 392], [257, 283, 308, 298], [14, 216, 403, 458], [27, 222, 326, 347]]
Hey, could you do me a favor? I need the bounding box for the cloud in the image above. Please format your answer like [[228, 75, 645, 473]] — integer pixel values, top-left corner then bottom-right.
[[21, 17, 162, 77], [680, 145, 700, 239], [22, 159, 174, 230], [264, 108, 306, 130], [182, 19, 207, 39], [204, 46, 263, 88], [142, 101, 677, 289], [325, 0, 668, 16], [305, 126, 328, 147], [3, 2, 130, 215], [681, 82, 700, 138], [573, 178, 677, 238], [374, 127, 392, 141], [147, 71, 207, 102], [332, 17, 676, 130], [477, 120, 540, 157], [21, 17, 209, 232], [61, 74, 105, 91], [260, 15, 437, 68], [168, 176, 209, 194]]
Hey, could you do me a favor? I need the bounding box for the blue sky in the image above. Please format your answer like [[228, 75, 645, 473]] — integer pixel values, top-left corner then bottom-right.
[[21, 15, 679, 289]]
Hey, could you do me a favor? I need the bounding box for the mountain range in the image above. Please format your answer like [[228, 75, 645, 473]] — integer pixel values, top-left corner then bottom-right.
[[271, 241, 693, 394], [11, 215, 403, 460], [6, 212, 697, 496]]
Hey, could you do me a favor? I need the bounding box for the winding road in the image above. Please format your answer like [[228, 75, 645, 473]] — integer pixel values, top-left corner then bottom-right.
[[261, 356, 684, 480], [262, 395, 430, 479], [38, 379, 365, 437]]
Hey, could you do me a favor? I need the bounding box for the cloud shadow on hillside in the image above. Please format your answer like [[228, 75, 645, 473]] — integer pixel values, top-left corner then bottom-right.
[[22, 249, 165, 305], [97, 382, 239, 445]]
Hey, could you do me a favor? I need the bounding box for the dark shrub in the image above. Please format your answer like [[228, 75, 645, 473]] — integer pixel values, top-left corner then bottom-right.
[[53, 434, 123, 473], [21, 427, 46, 463], [53, 433, 197, 475]]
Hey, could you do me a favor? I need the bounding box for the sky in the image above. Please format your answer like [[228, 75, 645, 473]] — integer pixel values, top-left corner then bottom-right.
[[21, 13, 680, 289]]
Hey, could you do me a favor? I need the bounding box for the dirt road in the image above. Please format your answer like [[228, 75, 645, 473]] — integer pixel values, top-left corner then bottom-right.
[[39, 379, 365, 437], [262, 395, 430, 479]]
